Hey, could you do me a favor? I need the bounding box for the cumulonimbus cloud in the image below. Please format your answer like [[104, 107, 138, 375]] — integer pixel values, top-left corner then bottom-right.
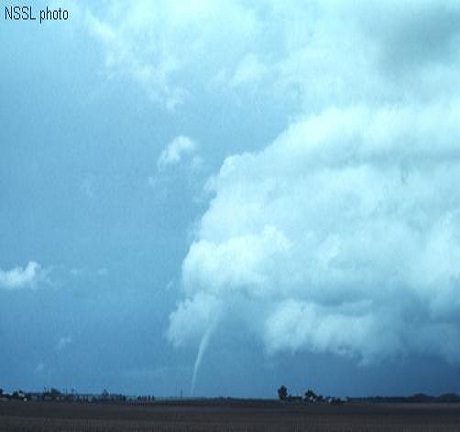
[[157, 0, 460, 370], [169, 102, 460, 366]]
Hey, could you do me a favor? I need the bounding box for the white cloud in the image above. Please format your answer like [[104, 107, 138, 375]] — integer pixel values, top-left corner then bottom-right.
[[69, 267, 108, 278], [56, 336, 72, 352], [39, 0, 449, 392], [84, 0, 460, 117], [157, 136, 198, 170], [96, 267, 108, 277], [85, 0, 261, 110], [230, 54, 268, 87], [170, 101, 460, 366], [70, 267, 85, 277], [167, 292, 222, 348], [0, 261, 47, 290]]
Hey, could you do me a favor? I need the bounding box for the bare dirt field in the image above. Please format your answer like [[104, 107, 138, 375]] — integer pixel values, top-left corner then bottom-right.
[[1, 399, 459, 431]]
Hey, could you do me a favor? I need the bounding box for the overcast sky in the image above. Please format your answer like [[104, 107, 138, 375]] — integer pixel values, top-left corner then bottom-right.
[[2, 0, 460, 398]]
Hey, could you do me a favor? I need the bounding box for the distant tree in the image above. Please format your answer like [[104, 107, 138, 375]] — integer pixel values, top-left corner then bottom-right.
[[278, 385, 288, 401], [0, 388, 3, 396], [305, 389, 319, 402], [47, 388, 61, 400], [439, 393, 460, 403], [11, 390, 26, 401]]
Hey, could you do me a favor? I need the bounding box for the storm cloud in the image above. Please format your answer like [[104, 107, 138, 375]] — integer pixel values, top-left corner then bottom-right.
[[169, 103, 460, 364], [168, 0, 460, 374]]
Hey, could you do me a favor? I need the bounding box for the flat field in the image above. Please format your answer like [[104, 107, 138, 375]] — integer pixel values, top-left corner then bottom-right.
[[1, 399, 459, 431]]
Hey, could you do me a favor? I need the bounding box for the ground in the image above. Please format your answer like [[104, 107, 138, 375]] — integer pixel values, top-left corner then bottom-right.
[[1, 399, 460, 431]]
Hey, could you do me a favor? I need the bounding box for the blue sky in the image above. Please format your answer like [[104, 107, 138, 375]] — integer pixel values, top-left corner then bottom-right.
[[1, 0, 460, 398]]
